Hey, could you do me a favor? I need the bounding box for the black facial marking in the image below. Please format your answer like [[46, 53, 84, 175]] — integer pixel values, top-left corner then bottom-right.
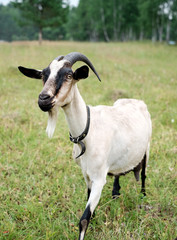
[[55, 67, 73, 95], [42, 67, 51, 83]]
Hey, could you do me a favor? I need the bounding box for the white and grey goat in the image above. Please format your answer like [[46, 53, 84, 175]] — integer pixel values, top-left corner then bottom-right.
[[18, 52, 152, 240]]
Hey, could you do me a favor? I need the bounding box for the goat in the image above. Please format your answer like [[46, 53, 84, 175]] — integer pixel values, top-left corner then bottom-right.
[[18, 52, 152, 240]]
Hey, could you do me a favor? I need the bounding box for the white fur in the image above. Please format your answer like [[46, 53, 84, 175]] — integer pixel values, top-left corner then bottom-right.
[[46, 106, 59, 138], [49, 59, 67, 79]]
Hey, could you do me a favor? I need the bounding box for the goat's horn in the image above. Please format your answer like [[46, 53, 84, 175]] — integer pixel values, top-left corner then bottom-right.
[[64, 52, 101, 82], [55, 55, 64, 61]]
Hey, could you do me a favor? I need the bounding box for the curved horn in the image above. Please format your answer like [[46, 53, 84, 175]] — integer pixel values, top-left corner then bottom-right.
[[55, 55, 64, 61], [63, 52, 101, 82]]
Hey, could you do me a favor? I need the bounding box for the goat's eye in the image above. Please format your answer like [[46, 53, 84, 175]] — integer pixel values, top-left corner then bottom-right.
[[67, 74, 72, 79]]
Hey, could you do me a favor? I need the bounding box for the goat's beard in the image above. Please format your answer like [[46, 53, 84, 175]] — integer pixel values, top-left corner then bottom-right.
[[46, 106, 59, 138]]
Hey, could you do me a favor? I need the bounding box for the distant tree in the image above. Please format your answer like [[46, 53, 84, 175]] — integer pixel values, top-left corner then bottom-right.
[[13, 0, 68, 44], [0, 3, 37, 41], [138, 0, 177, 42], [0, 4, 20, 41], [171, 0, 177, 40]]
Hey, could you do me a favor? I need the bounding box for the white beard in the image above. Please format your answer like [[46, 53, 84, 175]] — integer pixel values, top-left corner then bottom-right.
[[46, 106, 59, 138]]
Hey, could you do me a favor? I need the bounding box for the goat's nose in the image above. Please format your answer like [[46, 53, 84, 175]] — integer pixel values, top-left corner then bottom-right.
[[38, 92, 54, 112], [39, 93, 50, 101]]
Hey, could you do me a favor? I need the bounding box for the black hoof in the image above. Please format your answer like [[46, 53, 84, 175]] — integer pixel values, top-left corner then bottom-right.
[[140, 191, 146, 199], [112, 194, 120, 199], [112, 190, 120, 199]]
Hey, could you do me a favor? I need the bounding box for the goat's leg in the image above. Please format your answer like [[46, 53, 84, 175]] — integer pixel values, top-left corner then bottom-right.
[[112, 176, 121, 199], [141, 154, 146, 196], [79, 180, 105, 240], [87, 188, 91, 200]]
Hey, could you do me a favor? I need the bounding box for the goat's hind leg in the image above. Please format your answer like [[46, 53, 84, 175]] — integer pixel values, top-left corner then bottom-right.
[[112, 176, 121, 199], [141, 153, 147, 196]]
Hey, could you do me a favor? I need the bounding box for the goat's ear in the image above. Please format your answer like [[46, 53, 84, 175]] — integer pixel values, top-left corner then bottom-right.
[[73, 65, 89, 80], [18, 66, 42, 79]]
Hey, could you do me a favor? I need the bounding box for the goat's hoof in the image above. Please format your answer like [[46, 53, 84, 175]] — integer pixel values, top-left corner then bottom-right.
[[140, 192, 146, 199], [112, 194, 120, 199]]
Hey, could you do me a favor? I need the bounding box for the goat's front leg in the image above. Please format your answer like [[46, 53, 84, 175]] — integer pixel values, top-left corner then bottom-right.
[[87, 188, 91, 200], [79, 179, 106, 240]]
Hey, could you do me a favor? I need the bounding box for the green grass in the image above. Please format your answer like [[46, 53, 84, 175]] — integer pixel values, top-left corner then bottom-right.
[[0, 41, 177, 240]]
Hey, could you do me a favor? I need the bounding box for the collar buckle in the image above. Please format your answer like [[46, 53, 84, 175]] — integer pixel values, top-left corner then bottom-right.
[[69, 106, 90, 158]]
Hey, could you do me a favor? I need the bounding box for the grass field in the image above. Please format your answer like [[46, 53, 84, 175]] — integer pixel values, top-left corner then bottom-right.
[[0, 41, 177, 240]]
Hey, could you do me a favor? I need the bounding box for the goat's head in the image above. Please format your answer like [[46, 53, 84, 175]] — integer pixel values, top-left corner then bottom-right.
[[18, 52, 101, 137]]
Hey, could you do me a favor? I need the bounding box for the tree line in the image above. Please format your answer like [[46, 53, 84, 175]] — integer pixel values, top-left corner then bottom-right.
[[0, 0, 177, 43]]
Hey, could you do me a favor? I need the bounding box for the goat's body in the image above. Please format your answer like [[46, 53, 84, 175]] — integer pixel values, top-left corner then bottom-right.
[[62, 86, 152, 239], [72, 96, 151, 183]]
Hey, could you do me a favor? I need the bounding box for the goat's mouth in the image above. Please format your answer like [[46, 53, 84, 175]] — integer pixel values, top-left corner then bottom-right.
[[38, 96, 55, 112]]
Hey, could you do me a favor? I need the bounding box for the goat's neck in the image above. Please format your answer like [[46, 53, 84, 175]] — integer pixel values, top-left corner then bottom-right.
[[62, 84, 88, 137]]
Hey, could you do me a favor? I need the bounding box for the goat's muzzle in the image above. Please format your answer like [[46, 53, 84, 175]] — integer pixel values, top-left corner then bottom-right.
[[38, 93, 55, 112]]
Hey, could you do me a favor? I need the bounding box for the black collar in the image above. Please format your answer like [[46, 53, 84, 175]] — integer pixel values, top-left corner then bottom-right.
[[69, 105, 90, 158]]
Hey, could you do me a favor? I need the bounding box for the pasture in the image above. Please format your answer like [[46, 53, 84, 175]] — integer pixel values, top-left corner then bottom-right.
[[0, 41, 177, 240]]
